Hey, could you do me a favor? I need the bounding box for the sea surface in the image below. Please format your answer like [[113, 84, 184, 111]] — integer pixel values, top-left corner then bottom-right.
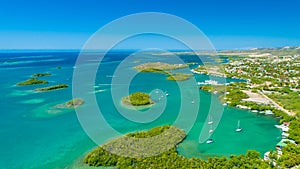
[[0, 51, 281, 169]]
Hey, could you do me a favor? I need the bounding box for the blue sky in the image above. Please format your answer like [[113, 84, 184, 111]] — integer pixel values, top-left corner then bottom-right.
[[0, 0, 300, 50]]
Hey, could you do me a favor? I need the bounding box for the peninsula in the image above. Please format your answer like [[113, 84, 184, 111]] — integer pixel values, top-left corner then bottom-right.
[[166, 73, 193, 81], [134, 62, 192, 81], [134, 62, 188, 73], [84, 125, 270, 168]]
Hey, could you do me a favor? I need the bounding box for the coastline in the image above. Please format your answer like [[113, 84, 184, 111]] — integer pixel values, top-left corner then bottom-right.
[[1, 50, 298, 168]]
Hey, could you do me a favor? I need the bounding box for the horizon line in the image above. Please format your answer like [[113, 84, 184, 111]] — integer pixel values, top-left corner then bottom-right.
[[0, 45, 299, 53]]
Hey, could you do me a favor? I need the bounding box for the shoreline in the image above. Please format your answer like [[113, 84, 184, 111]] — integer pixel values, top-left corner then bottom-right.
[[120, 101, 154, 110]]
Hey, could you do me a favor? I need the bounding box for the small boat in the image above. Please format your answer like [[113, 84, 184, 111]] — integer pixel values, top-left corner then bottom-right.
[[236, 128, 242, 132], [265, 110, 273, 115], [275, 124, 289, 132], [282, 132, 289, 138], [106, 75, 117, 78], [206, 124, 214, 144], [264, 151, 271, 161], [209, 123, 214, 133], [163, 91, 169, 96], [236, 120, 242, 132], [208, 115, 213, 125], [282, 126, 289, 132], [206, 138, 214, 144], [191, 100, 195, 104]]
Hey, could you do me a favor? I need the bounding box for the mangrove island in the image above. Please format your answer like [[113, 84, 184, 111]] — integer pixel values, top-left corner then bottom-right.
[[122, 92, 154, 106], [34, 84, 68, 92], [54, 98, 84, 109], [32, 73, 52, 77], [16, 78, 49, 86]]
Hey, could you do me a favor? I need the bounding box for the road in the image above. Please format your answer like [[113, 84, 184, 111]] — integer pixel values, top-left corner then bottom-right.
[[259, 91, 295, 116]]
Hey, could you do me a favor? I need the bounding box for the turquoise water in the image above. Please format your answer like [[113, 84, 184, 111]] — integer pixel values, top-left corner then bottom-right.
[[0, 51, 281, 168]]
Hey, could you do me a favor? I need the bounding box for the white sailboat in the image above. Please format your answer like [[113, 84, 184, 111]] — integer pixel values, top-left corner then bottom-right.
[[208, 115, 213, 125], [206, 127, 214, 144], [236, 120, 242, 132], [206, 138, 214, 144], [206, 123, 214, 144]]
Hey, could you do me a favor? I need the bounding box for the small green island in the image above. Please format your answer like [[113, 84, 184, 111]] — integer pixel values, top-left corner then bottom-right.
[[54, 98, 84, 109], [134, 62, 192, 81], [34, 84, 68, 92], [122, 92, 154, 106], [16, 78, 49, 86], [32, 73, 52, 77], [28, 98, 85, 119], [65, 98, 84, 108], [84, 125, 271, 169]]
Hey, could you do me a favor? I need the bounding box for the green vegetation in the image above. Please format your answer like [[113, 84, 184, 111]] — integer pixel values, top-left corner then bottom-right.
[[218, 48, 300, 116], [53, 98, 84, 110], [34, 84, 68, 92], [166, 73, 192, 81], [16, 78, 49, 86], [84, 125, 271, 169], [224, 50, 299, 88], [122, 92, 154, 106], [84, 48, 300, 168], [138, 68, 167, 74], [288, 119, 300, 143], [225, 89, 249, 107], [134, 62, 193, 81], [197, 48, 300, 168], [194, 65, 207, 73], [200, 85, 226, 93], [267, 91, 300, 115], [129, 126, 173, 138], [32, 73, 52, 77], [271, 143, 300, 168], [134, 62, 188, 73], [193, 64, 225, 77], [65, 98, 84, 108], [200, 83, 249, 106]]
